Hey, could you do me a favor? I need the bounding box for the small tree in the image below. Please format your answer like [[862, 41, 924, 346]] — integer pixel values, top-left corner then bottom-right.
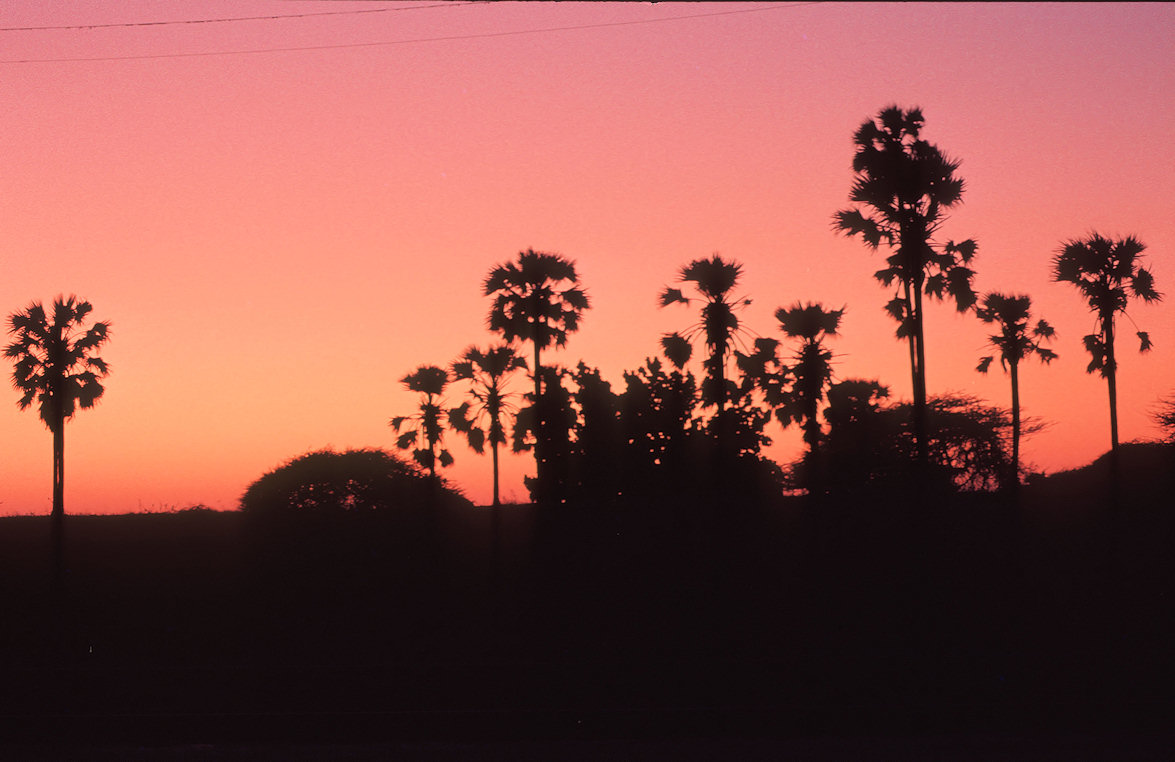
[[1152, 393, 1175, 443], [1052, 233, 1161, 455], [774, 303, 843, 480], [390, 365, 453, 482], [975, 292, 1057, 485], [449, 344, 527, 507]]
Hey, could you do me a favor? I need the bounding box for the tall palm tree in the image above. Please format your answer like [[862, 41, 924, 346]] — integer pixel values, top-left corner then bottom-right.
[[975, 292, 1057, 484], [449, 344, 528, 508], [834, 105, 978, 467], [1052, 233, 1161, 455], [659, 254, 748, 413], [484, 249, 589, 496], [5, 295, 111, 578], [775, 302, 843, 463], [390, 365, 453, 482]]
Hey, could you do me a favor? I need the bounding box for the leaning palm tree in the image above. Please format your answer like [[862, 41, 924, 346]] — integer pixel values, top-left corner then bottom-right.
[[659, 254, 748, 413], [5, 295, 111, 579], [390, 365, 453, 482], [449, 344, 528, 508], [1052, 233, 1161, 455], [975, 292, 1057, 485], [834, 105, 978, 468], [775, 302, 844, 464], [484, 249, 589, 497]]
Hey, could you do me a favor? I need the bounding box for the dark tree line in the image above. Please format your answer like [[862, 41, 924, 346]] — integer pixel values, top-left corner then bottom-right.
[[391, 105, 1163, 507]]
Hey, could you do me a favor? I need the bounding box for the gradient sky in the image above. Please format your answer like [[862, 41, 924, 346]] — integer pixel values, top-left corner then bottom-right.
[[2, 2, 1172, 514]]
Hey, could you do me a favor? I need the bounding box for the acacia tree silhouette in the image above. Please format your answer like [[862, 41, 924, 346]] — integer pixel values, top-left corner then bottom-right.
[[975, 292, 1057, 484], [390, 365, 453, 483], [774, 302, 843, 486], [449, 344, 528, 508], [659, 254, 748, 415], [1052, 233, 1161, 456], [5, 295, 111, 580], [834, 106, 977, 469], [1153, 393, 1175, 442], [484, 249, 589, 502]]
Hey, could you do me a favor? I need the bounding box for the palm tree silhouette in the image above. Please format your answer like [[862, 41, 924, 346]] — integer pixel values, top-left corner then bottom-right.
[[774, 302, 843, 476], [659, 254, 748, 413], [834, 106, 977, 468], [1052, 233, 1161, 455], [975, 292, 1057, 485], [391, 365, 454, 482], [449, 344, 528, 508], [5, 295, 111, 579], [484, 249, 589, 499]]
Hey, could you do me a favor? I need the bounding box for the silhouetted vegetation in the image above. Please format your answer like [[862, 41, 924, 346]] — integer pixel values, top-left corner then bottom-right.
[[1154, 392, 1175, 442], [834, 105, 977, 471], [1052, 232, 1161, 456], [4, 104, 1172, 750], [390, 364, 454, 480], [5, 295, 111, 582], [448, 343, 528, 508], [811, 384, 1035, 494], [239, 447, 464, 521], [484, 249, 589, 504], [975, 292, 1057, 484]]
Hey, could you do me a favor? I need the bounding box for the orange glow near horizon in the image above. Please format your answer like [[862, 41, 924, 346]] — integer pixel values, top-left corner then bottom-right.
[[2, 2, 1172, 514]]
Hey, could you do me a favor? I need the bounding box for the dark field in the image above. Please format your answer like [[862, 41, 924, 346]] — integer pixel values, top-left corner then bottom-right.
[[1, 444, 1173, 757]]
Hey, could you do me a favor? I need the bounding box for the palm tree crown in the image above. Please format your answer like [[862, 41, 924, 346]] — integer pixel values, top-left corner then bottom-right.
[[484, 249, 590, 362], [659, 254, 749, 411], [774, 302, 844, 452], [6, 296, 111, 430], [1052, 233, 1160, 375], [975, 293, 1057, 374], [391, 365, 453, 480]]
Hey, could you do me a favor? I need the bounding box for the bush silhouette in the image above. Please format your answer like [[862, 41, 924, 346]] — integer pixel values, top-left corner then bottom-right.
[[240, 447, 468, 522]]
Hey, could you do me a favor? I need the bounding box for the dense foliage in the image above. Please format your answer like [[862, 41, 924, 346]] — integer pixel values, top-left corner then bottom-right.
[[239, 448, 469, 521]]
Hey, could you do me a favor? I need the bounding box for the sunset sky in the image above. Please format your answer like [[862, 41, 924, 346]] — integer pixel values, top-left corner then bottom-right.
[[2, 2, 1172, 514]]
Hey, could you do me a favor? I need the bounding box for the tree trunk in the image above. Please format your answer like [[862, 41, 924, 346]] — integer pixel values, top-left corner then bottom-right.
[[1010, 360, 1021, 487], [51, 421, 65, 586], [491, 437, 501, 508], [532, 338, 544, 503], [910, 283, 929, 471], [1105, 317, 1119, 455]]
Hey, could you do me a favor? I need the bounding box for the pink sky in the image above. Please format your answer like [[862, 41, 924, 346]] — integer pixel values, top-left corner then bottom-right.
[[2, 2, 1172, 513]]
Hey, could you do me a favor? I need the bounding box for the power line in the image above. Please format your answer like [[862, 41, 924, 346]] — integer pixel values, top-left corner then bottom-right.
[[1, 2, 825, 64], [0, 2, 483, 32]]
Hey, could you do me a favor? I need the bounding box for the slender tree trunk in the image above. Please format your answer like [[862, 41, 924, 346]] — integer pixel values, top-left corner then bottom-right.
[[51, 421, 65, 586], [910, 283, 929, 471], [1010, 360, 1021, 487], [532, 338, 544, 503], [714, 346, 726, 414], [1105, 317, 1119, 455], [491, 437, 501, 508]]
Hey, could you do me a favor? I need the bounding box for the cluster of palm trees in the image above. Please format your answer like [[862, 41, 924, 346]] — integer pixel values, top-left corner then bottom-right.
[[834, 105, 1161, 478], [394, 105, 1163, 504]]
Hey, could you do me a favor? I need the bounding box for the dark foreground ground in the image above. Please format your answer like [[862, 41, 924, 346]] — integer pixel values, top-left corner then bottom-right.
[[1, 444, 1172, 757]]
